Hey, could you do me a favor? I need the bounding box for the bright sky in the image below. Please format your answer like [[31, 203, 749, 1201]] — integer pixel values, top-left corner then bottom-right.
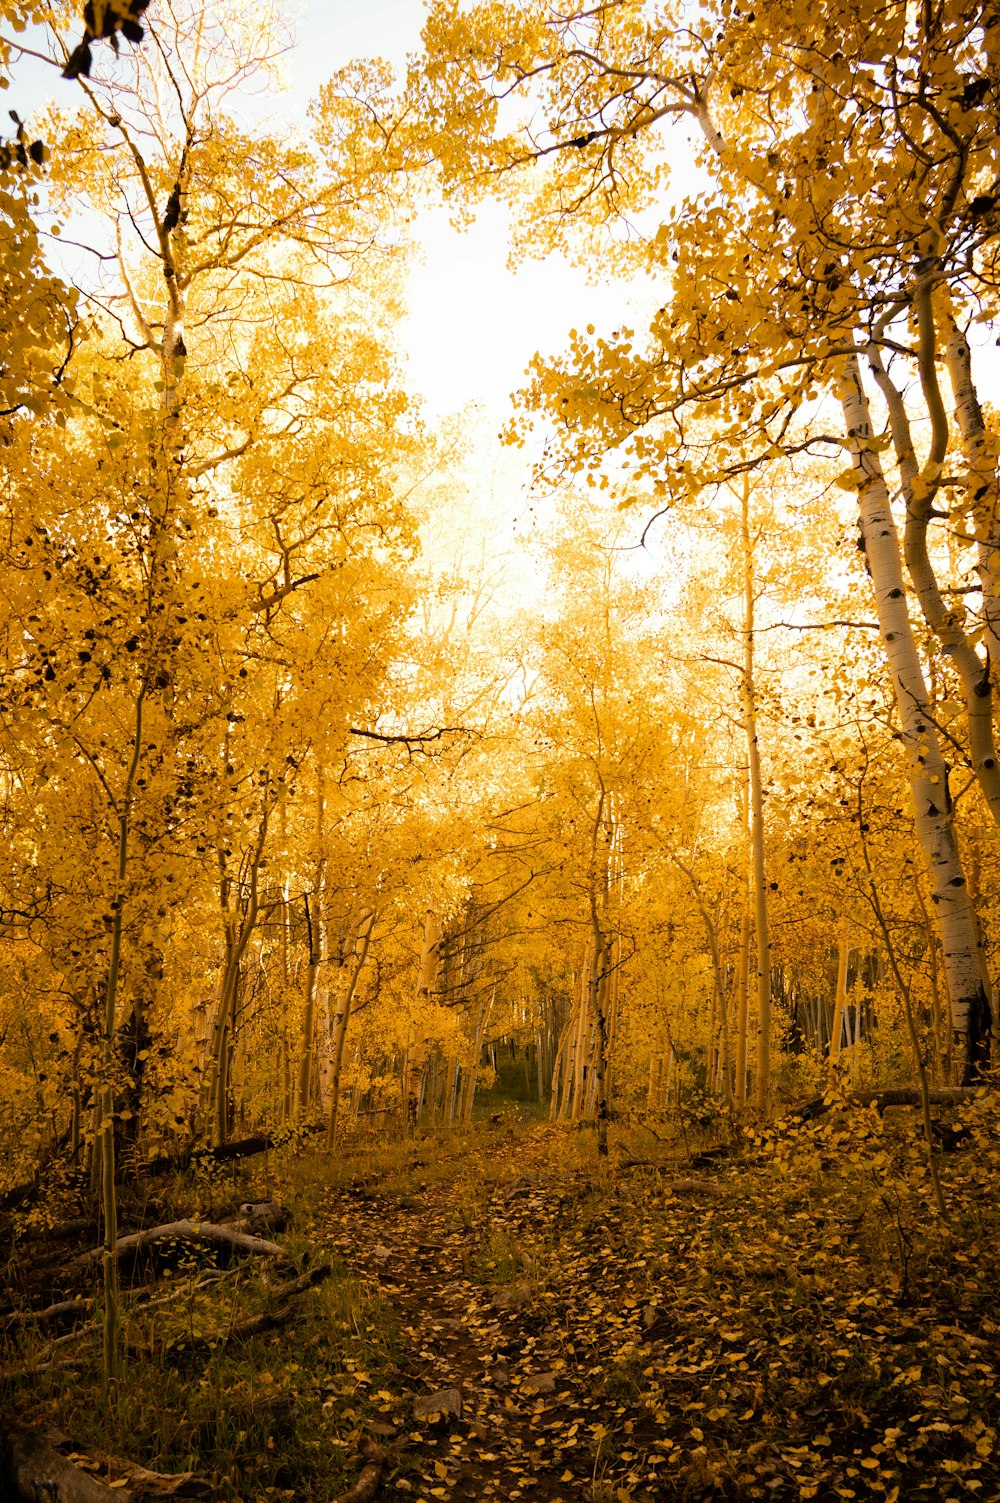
[[275, 1, 664, 583], [281, 1, 650, 423]]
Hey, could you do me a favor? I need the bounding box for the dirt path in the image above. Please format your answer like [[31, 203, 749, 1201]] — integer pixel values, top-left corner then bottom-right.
[[319, 1129, 609, 1503]]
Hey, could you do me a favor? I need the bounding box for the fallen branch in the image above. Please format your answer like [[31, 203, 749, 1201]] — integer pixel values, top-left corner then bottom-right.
[[138, 1269, 232, 1313], [1, 1422, 210, 1501], [0, 1179, 39, 1213], [143, 1124, 326, 1177], [1, 1320, 96, 1380], [142, 1134, 277, 1176], [161, 1262, 332, 1356], [2, 1295, 93, 1331], [789, 1086, 980, 1121], [66, 1219, 285, 1273], [163, 1303, 297, 1356], [664, 1177, 724, 1197], [21, 1215, 98, 1242]]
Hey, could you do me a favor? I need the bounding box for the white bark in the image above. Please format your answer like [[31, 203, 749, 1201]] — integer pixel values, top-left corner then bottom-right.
[[866, 337, 1000, 827], [944, 319, 1000, 674], [326, 913, 375, 1149], [841, 354, 991, 1081], [830, 921, 849, 1071], [741, 484, 771, 1112]]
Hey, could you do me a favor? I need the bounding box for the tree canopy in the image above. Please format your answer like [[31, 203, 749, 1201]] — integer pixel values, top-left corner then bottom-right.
[[0, 0, 998, 1450]]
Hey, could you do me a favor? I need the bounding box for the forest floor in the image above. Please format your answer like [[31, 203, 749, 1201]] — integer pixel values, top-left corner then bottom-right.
[[2, 1091, 1000, 1501]]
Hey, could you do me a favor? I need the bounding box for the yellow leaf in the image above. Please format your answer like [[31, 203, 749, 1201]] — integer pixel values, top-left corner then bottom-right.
[[435, 1461, 448, 1478]]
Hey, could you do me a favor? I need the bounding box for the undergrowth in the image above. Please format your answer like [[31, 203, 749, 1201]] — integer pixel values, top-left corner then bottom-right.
[[1, 1096, 998, 1501]]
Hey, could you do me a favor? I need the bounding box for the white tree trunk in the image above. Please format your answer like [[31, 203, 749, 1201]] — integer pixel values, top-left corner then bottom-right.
[[741, 483, 771, 1112], [326, 913, 375, 1149], [944, 319, 1000, 675], [841, 354, 991, 1081]]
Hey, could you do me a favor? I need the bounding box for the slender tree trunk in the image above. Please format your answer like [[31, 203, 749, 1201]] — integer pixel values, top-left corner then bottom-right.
[[406, 912, 441, 1132], [327, 914, 375, 1149], [604, 946, 620, 1106], [586, 916, 614, 1154], [550, 1018, 571, 1121], [829, 921, 850, 1075], [205, 803, 270, 1145], [444, 1055, 460, 1126], [741, 482, 771, 1113], [867, 337, 1000, 826], [295, 894, 320, 1120], [461, 977, 495, 1124], [912, 875, 947, 1084], [570, 954, 590, 1123], [93, 677, 148, 1385], [944, 316, 1000, 675], [297, 778, 328, 1118], [734, 777, 751, 1107], [841, 352, 991, 1082]]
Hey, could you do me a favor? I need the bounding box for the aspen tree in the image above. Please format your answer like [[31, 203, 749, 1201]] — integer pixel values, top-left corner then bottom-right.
[[740, 483, 772, 1112], [296, 776, 328, 1120], [327, 911, 375, 1149], [830, 922, 850, 1075], [457, 976, 496, 1124], [733, 781, 752, 1108], [406, 911, 441, 1131], [840, 354, 990, 1082], [409, 0, 998, 1080]]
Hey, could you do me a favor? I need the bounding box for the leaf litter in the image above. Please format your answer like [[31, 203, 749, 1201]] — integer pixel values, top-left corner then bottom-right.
[[302, 1111, 1000, 1502]]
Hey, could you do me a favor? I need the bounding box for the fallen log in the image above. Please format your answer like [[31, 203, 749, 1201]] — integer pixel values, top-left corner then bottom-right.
[[664, 1176, 724, 1197], [21, 1216, 98, 1242], [2, 1295, 93, 1331], [161, 1262, 332, 1356], [789, 1086, 980, 1122], [143, 1134, 277, 1176], [1, 1325, 92, 1380], [66, 1219, 285, 1274], [0, 1180, 38, 1214], [163, 1303, 297, 1356], [1, 1422, 211, 1500], [222, 1199, 292, 1235], [144, 1124, 326, 1178]]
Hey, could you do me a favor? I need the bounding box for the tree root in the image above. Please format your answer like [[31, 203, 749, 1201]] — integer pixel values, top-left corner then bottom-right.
[[332, 1440, 387, 1503]]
